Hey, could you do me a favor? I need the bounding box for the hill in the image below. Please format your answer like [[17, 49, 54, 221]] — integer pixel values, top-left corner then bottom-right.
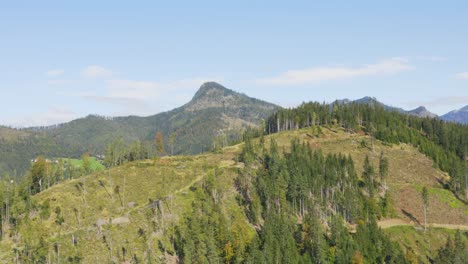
[[0, 82, 279, 177], [441, 105, 468, 124], [0, 126, 466, 263]]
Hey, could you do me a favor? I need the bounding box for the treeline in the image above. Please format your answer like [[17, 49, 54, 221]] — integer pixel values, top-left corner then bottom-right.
[[266, 102, 468, 199], [103, 131, 176, 167], [104, 138, 154, 167], [104, 130, 245, 167]]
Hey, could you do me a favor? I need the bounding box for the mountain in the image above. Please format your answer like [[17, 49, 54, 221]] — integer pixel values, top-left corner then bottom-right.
[[441, 105, 468, 124], [336, 96, 407, 113], [339, 96, 439, 118], [407, 106, 438, 118], [0, 82, 279, 177], [44, 82, 279, 154], [352, 96, 406, 113]]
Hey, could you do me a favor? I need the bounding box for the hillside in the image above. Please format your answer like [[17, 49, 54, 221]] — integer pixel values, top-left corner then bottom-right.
[[1, 126, 466, 263], [0, 82, 279, 177]]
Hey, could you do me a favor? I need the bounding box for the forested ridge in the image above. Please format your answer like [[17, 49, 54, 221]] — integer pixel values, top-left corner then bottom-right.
[[266, 101, 468, 200]]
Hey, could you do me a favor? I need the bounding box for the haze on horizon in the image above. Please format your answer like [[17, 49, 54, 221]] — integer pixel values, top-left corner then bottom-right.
[[1, 1, 467, 127]]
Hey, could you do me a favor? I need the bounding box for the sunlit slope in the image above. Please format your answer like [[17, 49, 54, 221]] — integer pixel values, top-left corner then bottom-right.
[[263, 127, 467, 225], [8, 150, 249, 262], [3, 126, 466, 262]]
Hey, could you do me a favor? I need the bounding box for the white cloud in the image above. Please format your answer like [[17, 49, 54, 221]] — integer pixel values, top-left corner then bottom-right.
[[409, 96, 468, 107], [47, 79, 73, 86], [46, 69, 65, 77], [82, 77, 221, 116], [256, 58, 413, 85], [106, 79, 160, 100], [81, 65, 113, 78], [102, 77, 222, 102], [416, 56, 447, 62], [425, 56, 447, 62], [4, 108, 77, 127], [456, 72, 468, 79]]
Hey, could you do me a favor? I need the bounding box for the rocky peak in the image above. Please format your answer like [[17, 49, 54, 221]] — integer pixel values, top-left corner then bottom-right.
[[191, 82, 235, 102], [459, 105, 468, 112], [414, 106, 427, 112], [185, 82, 244, 111], [408, 106, 437, 118]]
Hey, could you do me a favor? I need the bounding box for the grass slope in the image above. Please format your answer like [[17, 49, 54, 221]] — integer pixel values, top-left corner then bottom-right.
[[385, 226, 468, 263], [1, 126, 466, 262], [265, 127, 467, 226]]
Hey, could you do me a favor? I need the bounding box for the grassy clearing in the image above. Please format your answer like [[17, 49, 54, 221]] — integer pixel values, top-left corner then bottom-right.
[[66, 156, 105, 171], [385, 225, 467, 263], [414, 184, 466, 210]]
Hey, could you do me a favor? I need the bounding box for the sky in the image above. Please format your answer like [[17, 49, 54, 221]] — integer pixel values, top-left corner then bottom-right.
[[1, 1, 467, 127]]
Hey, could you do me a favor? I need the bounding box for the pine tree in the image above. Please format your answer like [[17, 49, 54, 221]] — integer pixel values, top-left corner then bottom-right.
[[379, 151, 389, 189], [363, 156, 375, 197]]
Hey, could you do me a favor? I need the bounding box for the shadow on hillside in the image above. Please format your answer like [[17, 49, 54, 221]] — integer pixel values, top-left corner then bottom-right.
[[436, 178, 468, 206], [401, 209, 421, 226]]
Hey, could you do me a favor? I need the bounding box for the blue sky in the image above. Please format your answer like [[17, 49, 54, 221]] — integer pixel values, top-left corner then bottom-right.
[[1, 1, 467, 126]]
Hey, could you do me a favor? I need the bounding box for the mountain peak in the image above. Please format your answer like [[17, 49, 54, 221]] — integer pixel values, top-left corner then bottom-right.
[[185, 82, 278, 113], [408, 106, 437, 118], [414, 106, 427, 111], [355, 96, 377, 103], [192, 82, 234, 101], [441, 105, 468, 124]]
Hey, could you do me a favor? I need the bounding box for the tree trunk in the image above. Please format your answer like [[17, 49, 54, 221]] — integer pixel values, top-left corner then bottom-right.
[[423, 206, 427, 232]]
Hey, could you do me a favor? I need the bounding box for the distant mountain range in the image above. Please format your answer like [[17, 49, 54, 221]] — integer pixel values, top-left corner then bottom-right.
[[337, 96, 467, 123], [440, 105, 468, 124], [0, 82, 466, 177]]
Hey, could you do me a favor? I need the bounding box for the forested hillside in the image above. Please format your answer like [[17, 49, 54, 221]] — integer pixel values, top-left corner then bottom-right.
[[0, 124, 466, 263], [0, 82, 279, 177], [267, 101, 468, 200]]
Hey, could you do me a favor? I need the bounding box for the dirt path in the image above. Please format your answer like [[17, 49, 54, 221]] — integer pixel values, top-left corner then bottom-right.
[[378, 218, 468, 231]]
